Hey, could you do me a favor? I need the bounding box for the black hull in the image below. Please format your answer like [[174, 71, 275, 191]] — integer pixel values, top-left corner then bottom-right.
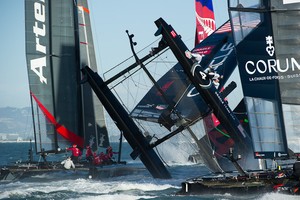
[[177, 170, 300, 196], [0, 161, 144, 182]]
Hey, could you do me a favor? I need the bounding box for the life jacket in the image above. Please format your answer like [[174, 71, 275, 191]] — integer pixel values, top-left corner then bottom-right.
[[99, 152, 107, 161], [86, 148, 93, 158], [67, 147, 81, 157], [93, 153, 102, 165]]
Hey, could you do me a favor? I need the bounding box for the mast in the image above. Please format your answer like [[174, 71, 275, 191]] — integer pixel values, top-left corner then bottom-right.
[[77, 0, 109, 150], [126, 30, 206, 152], [154, 17, 254, 167]]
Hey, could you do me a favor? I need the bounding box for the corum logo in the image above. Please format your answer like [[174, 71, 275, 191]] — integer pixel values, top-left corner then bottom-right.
[[244, 35, 300, 77], [30, 0, 47, 84], [265, 35, 275, 56]]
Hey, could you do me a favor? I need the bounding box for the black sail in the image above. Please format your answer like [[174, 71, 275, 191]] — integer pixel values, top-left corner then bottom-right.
[[228, 0, 293, 159], [25, 0, 108, 153]]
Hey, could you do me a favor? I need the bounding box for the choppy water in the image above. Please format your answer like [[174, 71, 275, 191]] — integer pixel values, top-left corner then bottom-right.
[[0, 142, 299, 200]]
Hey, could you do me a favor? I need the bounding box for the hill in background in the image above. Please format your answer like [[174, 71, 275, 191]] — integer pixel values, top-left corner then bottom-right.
[[0, 107, 33, 140]]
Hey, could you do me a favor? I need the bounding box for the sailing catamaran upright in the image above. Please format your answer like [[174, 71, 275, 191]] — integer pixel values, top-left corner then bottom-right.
[[25, 0, 108, 154]]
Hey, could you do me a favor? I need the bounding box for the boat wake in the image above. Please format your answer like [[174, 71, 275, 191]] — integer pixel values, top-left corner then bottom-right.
[[0, 176, 178, 200]]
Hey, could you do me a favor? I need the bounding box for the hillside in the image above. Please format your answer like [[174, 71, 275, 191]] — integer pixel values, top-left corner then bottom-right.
[[0, 107, 33, 136]]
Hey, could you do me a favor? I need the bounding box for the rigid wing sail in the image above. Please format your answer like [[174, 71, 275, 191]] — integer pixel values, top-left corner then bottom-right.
[[229, 0, 295, 159], [25, 0, 109, 153], [131, 0, 258, 172], [195, 0, 216, 44], [131, 0, 218, 131]]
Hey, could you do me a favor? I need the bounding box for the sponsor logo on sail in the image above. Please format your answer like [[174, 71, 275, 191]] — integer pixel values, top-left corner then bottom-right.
[[265, 35, 274, 56], [245, 35, 300, 81], [187, 43, 234, 97], [30, 0, 47, 84], [283, 0, 300, 4], [255, 152, 265, 158]]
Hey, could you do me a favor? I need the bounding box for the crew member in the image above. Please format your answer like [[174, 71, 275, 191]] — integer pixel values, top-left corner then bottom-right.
[[105, 146, 118, 163], [85, 145, 93, 163], [61, 157, 75, 170], [93, 152, 102, 165], [185, 50, 203, 63], [293, 157, 300, 179], [66, 144, 82, 163]]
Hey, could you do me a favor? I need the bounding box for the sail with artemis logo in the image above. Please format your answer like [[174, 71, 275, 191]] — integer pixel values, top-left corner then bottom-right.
[[25, 0, 109, 154]]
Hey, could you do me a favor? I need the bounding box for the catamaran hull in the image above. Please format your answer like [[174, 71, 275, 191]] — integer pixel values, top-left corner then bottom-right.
[[177, 170, 300, 196], [0, 162, 145, 182]]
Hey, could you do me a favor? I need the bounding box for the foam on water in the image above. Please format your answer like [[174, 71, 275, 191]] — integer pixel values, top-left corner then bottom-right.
[[258, 192, 300, 200], [1, 176, 299, 200], [74, 194, 156, 200], [0, 176, 178, 199], [1, 143, 299, 200]]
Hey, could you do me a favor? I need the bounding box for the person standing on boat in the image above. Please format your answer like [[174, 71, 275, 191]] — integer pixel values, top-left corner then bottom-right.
[[85, 145, 93, 163], [105, 146, 118, 163], [293, 156, 300, 179], [93, 152, 103, 165], [66, 144, 82, 163], [61, 157, 75, 170]]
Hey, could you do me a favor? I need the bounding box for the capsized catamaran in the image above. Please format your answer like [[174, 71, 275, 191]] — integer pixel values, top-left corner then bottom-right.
[[168, 0, 300, 195], [130, 0, 259, 173]]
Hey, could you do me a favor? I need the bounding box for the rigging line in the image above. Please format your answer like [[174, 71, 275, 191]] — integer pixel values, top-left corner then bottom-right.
[[123, 74, 141, 107], [107, 48, 170, 89], [107, 51, 165, 89], [111, 80, 147, 134], [111, 85, 148, 133], [103, 37, 162, 78], [111, 87, 130, 114], [154, 146, 170, 168], [109, 67, 141, 90], [128, 69, 149, 90], [174, 83, 192, 108]]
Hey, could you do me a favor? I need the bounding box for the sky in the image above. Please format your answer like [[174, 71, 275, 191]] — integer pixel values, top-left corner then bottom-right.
[[0, 0, 228, 108]]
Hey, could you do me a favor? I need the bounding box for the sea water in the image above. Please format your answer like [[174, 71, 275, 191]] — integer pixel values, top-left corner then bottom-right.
[[0, 142, 299, 200]]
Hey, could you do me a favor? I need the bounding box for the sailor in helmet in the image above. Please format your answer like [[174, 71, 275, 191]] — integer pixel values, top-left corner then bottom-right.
[[185, 50, 203, 63], [212, 73, 221, 89], [85, 145, 93, 163]]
